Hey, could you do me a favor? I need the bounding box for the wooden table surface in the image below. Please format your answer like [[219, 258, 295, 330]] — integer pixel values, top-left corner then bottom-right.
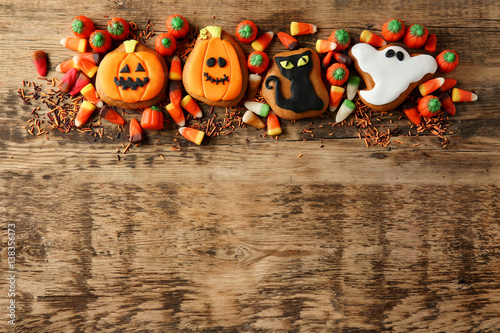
[[1, 0, 499, 332]]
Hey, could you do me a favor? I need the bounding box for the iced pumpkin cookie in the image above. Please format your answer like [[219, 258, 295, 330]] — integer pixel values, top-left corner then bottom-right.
[[182, 26, 248, 107], [262, 48, 328, 120], [96, 39, 168, 109], [349, 43, 437, 112]]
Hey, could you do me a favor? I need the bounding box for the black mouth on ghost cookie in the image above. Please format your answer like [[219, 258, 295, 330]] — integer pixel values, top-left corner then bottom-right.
[[113, 76, 150, 90], [203, 72, 229, 85]]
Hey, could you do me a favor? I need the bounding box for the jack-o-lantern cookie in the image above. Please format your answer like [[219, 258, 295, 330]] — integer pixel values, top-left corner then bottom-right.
[[349, 43, 437, 112], [262, 48, 328, 120], [183, 26, 248, 107], [96, 39, 168, 109]]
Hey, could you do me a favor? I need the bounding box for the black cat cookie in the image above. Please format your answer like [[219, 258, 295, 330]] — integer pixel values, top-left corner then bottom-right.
[[262, 48, 328, 120]]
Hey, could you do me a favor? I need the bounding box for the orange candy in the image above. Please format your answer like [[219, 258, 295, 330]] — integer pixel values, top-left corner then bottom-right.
[[179, 127, 204, 145], [169, 81, 183, 107], [73, 56, 98, 78], [290, 22, 317, 36], [129, 118, 144, 144], [329, 86, 345, 112], [251, 31, 273, 52], [277, 32, 299, 51], [99, 105, 125, 125], [316, 39, 337, 53], [180, 95, 203, 118], [169, 55, 182, 81], [75, 101, 96, 127], [80, 83, 103, 108], [267, 111, 281, 136], [55, 58, 77, 73], [359, 30, 387, 48], [418, 77, 444, 96], [165, 103, 185, 126], [451, 88, 478, 102], [60, 37, 88, 52]]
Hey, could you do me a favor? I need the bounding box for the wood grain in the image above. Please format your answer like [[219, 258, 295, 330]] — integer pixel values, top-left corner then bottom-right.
[[0, 0, 499, 331]]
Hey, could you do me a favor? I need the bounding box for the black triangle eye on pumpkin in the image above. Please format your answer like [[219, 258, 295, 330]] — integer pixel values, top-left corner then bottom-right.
[[120, 64, 130, 73], [136, 62, 146, 72]]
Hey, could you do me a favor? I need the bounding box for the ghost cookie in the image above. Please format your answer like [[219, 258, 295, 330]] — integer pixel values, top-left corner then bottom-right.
[[262, 48, 328, 120], [349, 43, 437, 112], [96, 40, 168, 109], [183, 26, 248, 108]]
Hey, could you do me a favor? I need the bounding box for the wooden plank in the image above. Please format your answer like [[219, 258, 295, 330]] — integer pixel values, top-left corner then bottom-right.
[[0, 0, 499, 331]]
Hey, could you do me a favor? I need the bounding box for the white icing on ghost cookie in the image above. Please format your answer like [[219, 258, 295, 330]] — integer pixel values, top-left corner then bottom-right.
[[351, 43, 437, 106]]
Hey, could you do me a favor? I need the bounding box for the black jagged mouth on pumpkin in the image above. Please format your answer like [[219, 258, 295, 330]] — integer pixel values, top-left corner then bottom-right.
[[113, 76, 150, 90], [203, 72, 229, 85]]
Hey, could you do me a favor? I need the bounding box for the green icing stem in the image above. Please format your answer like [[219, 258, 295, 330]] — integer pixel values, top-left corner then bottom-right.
[[92, 33, 104, 47], [162, 37, 171, 48], [388, 19, 402, 33], [171, 16, 184, 30], [411, 24, 425, 37], [427, 97, 441, 113], [109, 22, 124, 36], [250, 54, 263, 66], [239, 25, 253, 39], [443, 51, 456, 63], [335, 29, 350, 45], [333, 68, 346, 80], [72, 19, 84, 34]]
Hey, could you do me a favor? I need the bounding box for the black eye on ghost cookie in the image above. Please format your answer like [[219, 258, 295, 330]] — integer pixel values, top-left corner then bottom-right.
[[385, 49, 404, 61]]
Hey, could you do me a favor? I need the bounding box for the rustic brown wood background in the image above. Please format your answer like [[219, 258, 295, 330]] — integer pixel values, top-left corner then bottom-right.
[[1, 0, 499, 332]]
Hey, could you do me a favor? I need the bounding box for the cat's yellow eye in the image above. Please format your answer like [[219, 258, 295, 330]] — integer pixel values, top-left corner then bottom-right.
[[280, 60, 294, 69], [297, 55, 309, 67]]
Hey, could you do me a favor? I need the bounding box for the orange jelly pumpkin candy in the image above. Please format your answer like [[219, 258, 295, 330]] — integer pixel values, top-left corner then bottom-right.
[[96, 39, 169, 109], [183, 26, 248, 107]]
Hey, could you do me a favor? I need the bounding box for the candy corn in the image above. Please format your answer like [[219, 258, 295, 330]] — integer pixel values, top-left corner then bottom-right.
[[329, 86, 345, 112], [418, 77, 444, 96], [169, 55, 182, 81], [267, 111, 281, 136], [452, 88, 477, 102], [57, 67, 78, 93], [251, 31, 273, 52], [74, 100, 96, 127], [179, 127, 204, 145], [402, 101, 421, 125], [169, 80, 183, 106], [99, 105, 125, 125], [165, 103, 185, 126], [60, 37, 88, 53], [346, 75, 360, 100], [245, 101, 270, 117], [73, 52, 102, 66], [332, 51, 352, 67], [80, 83, 103, 108], [69, 71, 91, 96], [277, 32, 299, 51], [290, 22, 317, 36], [72, 56, 98, 78], [439, 92, 456, 115], [55, 58, 77, 73], [180, 95, 203, 118], [316, 39, 337, 53], [440, 79, 457, 92], [335, 99, 356, 123], [32, 50, 47, 76], [321, 51, 333, 70], [246, 74, 262, 100], [359, 30, 387, 47], [129, 118, 144, 144], [424, 33, 437, 53], [242, 110, 265, 129]]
